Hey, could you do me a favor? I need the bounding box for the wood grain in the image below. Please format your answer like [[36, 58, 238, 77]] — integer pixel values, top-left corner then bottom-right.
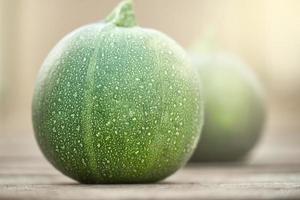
[[1, 125, 300, 200]]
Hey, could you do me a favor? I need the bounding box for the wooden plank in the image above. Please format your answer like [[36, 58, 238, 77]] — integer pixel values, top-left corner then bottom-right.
[[0, 126, 300, 199], [1, 165, 300, 200]]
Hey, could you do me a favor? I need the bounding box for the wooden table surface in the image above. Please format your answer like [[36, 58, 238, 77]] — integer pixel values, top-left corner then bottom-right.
[[1, 117, 300, 200]]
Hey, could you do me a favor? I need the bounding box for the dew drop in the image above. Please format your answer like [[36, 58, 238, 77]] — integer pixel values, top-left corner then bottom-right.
[[82, 158, 86, 165]]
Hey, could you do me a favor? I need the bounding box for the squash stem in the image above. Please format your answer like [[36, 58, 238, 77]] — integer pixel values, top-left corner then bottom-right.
[[105, 0, 136, 27]]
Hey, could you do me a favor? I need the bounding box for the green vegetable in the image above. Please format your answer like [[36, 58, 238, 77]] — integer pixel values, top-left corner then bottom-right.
[[190, 51, 266, 162], [32, 0, 203, 183]]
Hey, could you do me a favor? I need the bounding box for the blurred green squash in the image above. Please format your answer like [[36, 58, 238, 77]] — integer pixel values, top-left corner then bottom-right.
[[190, 47, 266, 162]]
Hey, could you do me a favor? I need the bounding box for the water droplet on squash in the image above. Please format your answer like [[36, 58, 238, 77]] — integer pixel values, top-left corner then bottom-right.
[[82, 158, 86, 165]]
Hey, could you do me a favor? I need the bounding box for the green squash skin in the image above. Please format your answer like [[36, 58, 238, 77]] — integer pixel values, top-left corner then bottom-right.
[[32, 22, 203, 183], [190, 53, 266, 162]]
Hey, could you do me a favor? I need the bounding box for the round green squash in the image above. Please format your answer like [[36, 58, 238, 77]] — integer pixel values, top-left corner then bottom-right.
[[32, 0, 203, 183], [190, 52, 266, 162]]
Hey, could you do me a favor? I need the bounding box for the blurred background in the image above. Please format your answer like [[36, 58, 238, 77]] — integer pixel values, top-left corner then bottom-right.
[[0, 0, 299, 147]]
